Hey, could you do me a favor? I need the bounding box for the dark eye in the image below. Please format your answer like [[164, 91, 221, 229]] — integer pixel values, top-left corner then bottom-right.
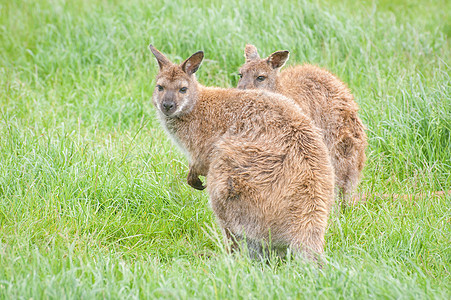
[[238, 73, 243, 78], [179, 87, 188, 94], [157, 85, 163, 91], [256, 76, 266, 82]]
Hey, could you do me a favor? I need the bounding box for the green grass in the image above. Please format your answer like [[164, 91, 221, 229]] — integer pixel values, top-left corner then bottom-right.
[[0, 0, 450, 298]]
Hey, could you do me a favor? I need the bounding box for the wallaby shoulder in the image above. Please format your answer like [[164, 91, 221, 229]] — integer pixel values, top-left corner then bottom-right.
[[279, 64, 352, 95]]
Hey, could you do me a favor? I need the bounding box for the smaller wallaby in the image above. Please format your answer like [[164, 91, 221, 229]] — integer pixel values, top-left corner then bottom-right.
[[149, 45, 334, 261], [237, 44, 368, 206]]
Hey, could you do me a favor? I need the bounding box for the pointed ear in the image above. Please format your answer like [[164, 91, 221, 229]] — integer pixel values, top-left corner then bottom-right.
[[149, 44, 171, 70], [244, 44, 260, 61], [180, 51, 204, 76], [267, 50, 289, 69]]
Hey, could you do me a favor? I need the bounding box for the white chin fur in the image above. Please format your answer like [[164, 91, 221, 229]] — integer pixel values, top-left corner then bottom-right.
[[173, 97, 191, 116]]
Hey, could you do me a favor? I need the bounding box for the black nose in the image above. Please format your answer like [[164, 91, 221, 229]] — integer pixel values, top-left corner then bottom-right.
[[162, 101, 175, 112]]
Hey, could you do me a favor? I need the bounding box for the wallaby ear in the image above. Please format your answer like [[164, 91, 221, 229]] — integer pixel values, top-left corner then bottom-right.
[[244, 44, 260, 61], [180, 51, 204, 76], [149, 44, 171, 70], [267, 50, 290, 69]]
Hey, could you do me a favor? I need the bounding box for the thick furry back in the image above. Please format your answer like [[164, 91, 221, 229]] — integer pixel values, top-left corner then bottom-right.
[[279, 64, 367, 202], [207, 113, 334, 258]]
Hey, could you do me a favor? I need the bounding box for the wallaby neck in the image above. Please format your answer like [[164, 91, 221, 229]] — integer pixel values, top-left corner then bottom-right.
[[275, 76, 284, 94]]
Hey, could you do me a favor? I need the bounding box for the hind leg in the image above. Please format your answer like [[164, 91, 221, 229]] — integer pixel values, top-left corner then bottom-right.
[[338, 176, 356, 207], [288, 192, 330, 263], [290, 223, 326, 263], [226, 233, 266, 259], [207, 154, 249, 255], [208, 180, 269, 260], [336, 167, 361, 209], [227, 233, 288, 260], [334, 136, 364, 208]]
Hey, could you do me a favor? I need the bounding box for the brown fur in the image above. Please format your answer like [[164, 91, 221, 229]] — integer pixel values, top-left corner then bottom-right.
[[149, 45, 335, 260], [237, 44, 368, 205]]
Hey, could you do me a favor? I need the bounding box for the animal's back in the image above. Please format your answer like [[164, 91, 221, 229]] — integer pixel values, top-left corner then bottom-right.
[[206, 89, 334, 259], [278, 64, 367, 203], [279, 65, 356, 128]]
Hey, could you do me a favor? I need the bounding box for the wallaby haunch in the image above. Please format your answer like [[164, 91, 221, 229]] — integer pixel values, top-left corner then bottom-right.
[[237, 44, 367, 206], [149, 45, 334, 261]]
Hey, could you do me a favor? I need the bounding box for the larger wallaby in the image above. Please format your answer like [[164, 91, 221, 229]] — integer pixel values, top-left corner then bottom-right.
[[149, 45, 334, 261], [237, 44, 367, 206]]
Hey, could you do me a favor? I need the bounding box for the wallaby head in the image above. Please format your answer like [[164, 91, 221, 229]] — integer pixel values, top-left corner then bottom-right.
[[237, 44, 289, 90], [149, 45, 204, 117]]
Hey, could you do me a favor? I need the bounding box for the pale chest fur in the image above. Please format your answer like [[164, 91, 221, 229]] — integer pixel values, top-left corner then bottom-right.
[[157, 112, 192, 161]]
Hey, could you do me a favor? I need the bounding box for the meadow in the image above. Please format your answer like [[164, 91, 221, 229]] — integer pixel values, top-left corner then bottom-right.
[[0, 0, 450, 298]]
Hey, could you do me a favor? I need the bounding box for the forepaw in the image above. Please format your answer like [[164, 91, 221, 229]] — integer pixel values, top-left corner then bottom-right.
[[187, 172, 206, 190]]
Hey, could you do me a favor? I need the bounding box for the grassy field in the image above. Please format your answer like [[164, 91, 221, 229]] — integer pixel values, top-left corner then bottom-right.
[[0, 0, 450, 298]]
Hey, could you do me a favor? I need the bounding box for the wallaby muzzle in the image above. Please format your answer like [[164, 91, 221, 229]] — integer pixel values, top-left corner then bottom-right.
[[236, 82, 248, 90], [237, 81, 254, 90], [161, 99, 177, 116]]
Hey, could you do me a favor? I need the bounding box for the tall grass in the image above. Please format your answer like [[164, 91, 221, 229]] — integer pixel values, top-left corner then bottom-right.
[[0, 0, 450, 298]]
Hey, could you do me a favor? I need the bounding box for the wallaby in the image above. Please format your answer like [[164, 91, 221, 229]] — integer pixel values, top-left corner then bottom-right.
[[237, 44, 368, 206], [149, 45, 334, 261]]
